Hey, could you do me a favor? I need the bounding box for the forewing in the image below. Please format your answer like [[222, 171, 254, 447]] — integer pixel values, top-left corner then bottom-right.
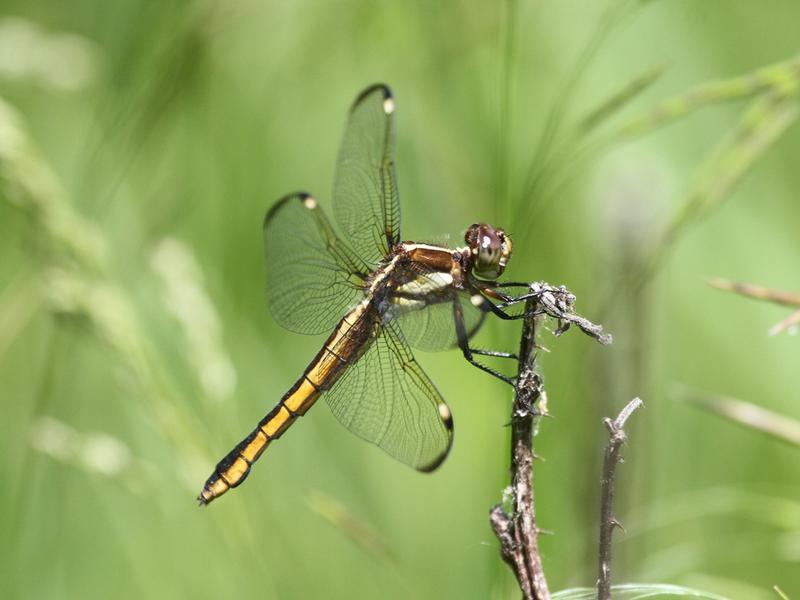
[[264, 193, 369, 335], [333, 84, 400, 267], [325, 320, 453, 471]]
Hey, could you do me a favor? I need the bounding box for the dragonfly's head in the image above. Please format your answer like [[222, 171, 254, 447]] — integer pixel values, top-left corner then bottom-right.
[[465, 223, 513, 280]]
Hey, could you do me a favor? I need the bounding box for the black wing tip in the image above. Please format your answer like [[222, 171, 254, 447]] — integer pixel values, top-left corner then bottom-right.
[[264, 191, 316, 228], [351, 83, 394, 112], [417, 446, 452, 473], [417, 410, 454, 473]]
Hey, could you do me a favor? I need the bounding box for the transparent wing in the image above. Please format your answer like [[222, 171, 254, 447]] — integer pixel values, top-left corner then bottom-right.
[[325, 320, 453, 472], [264, 192, 369, 335], [397, 287, 488, 352], [333, 84, 400, 267]]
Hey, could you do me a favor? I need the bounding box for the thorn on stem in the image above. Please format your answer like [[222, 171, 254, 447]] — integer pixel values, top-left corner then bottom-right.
[[610, 518, 626, 533]]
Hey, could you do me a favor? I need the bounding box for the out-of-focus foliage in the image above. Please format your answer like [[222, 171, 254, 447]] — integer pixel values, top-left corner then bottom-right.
[[1, 1, 798, 598], [553, 583, 729, 600]]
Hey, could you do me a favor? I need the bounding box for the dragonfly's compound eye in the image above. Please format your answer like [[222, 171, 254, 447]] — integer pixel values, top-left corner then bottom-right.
[[498, 230, 512, 271], [465, 224, 512, 280]]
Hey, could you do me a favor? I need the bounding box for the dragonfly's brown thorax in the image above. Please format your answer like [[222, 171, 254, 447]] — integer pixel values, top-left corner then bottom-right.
[[361, 243, 463, 318]]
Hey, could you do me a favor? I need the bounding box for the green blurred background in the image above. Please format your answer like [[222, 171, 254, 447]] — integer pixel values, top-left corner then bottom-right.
[[1, 1, 798, 598]]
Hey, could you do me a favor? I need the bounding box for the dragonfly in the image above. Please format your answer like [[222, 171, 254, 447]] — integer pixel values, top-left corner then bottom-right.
[[198, 84, 533, 505]]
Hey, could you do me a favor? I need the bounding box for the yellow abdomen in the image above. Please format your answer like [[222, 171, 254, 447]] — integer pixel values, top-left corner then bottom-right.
[[198, 301, 374, 505]]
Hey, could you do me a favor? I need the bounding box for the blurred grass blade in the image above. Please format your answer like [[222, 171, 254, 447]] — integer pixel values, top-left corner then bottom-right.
[[533, 64, 667, 210], [0, 273, 40, 360], [29, 415, 155, 495], [708, 279, 800, 335], [708, 278, 800, 308], [0, 94, 210, 493], [691, 94, 799, 216], [306, 490, 393, 562], [553, 583, 730, 599], [579, 64, 666, 134], [768, 309, 800, 336], [625, 485, 800, 535], [685, 393, 800, 447], [628, 91, 799, 293], [150, 237, 237, 402], [773, 585, 790, 600], [617, 54, 800, 138], [519, 0, 645, 205], [0, 96, 107, 271]]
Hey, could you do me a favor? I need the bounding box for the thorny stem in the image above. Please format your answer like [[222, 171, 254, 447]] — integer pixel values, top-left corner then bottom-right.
[[490, 283, 611, 600], [597, 397, 643, 600]]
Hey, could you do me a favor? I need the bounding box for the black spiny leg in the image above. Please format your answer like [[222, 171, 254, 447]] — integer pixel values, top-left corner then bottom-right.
[[470, 282, 546, 321], [475, 291, 540, 321], [453, 296, 516, 387], [493, 281, 534, 290], [481, 299, 530, 321], [470, 348, 518, 361]]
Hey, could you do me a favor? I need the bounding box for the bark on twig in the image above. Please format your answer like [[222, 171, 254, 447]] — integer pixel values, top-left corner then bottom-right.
[[490, 283, 611, 600], [597, 397, 643, 600]]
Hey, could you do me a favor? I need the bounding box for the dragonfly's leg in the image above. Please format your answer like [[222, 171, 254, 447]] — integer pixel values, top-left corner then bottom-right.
[[465, 301, 488, 340], [471, 282, 555, 320], [475, 280, 534, 299], [493, 281, 533, 290], [471, 283, 539, 314], [469, 289, 526, 321], [477, 280, 571, 310], [495, 294, 545, 310], [470, 348, 518, 360], [453, 296, 516, 387], [479, 296, 535, 321]]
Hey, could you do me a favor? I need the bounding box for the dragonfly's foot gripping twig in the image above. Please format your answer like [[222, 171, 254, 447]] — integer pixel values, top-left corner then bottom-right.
[[503, 282, 613, 346]]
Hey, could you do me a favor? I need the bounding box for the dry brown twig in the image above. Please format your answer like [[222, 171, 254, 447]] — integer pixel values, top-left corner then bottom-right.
[[489, 283, 611, 600], [597, 397, 644, 600]]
